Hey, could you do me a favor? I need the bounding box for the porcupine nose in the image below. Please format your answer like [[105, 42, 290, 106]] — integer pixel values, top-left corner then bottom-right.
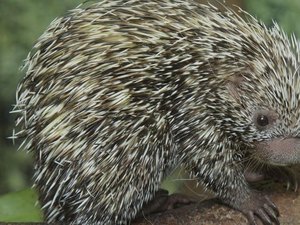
[[266, 137, 300, 165]]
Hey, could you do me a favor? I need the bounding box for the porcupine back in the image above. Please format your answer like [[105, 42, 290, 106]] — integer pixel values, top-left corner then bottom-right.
[[12, 0, 300, 224]]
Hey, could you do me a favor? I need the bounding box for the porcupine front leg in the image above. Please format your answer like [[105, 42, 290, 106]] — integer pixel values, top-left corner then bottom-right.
[[185, 150, 280, 225]]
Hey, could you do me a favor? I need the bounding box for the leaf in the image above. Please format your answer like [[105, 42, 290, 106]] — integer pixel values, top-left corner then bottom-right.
[[0, 188, 43, 222]]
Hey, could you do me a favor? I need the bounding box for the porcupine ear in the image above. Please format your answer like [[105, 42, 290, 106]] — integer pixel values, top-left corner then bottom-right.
[[227, 75, 244, 103]]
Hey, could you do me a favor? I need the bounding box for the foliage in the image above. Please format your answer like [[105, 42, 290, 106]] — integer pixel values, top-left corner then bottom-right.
[[0, 0, 83, 102], [0, 188, 42, 222], [245, 0, 300, 36]]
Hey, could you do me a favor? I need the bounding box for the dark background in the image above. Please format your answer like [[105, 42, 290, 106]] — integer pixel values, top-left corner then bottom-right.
[[0, 0, 299, 195]]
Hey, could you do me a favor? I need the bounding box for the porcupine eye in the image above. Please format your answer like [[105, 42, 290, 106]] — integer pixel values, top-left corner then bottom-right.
[[256, 114, 269, 127], [253, 110, 277, 130]]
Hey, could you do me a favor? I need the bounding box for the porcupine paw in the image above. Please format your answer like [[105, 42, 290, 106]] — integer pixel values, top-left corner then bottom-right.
[[245, 167, 298, 192], [244, 168, 266, 183], [137, 189, 196, 217], [269, 167, 298, 192], [240, 191, 280, 225]]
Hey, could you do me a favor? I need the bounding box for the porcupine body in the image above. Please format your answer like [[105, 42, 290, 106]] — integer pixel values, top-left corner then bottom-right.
[[12, 0, 300, 224]]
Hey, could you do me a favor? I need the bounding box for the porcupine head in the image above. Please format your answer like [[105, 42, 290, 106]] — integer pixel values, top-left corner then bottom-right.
[[194, 11, 300, 224], [11, 0, 300, 225]]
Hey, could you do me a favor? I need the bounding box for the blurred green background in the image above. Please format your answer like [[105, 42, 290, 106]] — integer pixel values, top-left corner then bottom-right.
[[0, 0, 300, 196]]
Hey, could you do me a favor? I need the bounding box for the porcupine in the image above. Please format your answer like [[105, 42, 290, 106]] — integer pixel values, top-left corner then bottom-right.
[[12, 0, 300, 224]]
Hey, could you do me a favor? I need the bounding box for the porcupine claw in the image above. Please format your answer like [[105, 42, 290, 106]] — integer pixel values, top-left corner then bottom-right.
[[274, 167, 298, 192], [240, 191, 280, 225]]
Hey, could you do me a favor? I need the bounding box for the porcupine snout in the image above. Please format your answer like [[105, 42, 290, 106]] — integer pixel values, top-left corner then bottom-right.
[[254, 137, 300, 166]]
